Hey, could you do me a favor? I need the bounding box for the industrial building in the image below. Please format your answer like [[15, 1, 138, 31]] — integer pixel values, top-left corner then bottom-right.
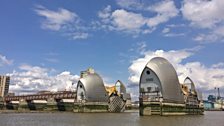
[[0, 75, 10, 97], [203, 88, 224, 110], [139, 57, 204, 116]]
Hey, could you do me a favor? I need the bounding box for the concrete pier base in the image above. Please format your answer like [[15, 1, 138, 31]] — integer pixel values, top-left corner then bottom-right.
[[57, 99, 75, 111], [44, 98, 58, 111], [140, 101, 204, 116], [28, 100, 47, 111], [18, 99, 29, 111], [73, 102, 108, 113], [6, 101, 19, 110], [0, 97, 4, 110]]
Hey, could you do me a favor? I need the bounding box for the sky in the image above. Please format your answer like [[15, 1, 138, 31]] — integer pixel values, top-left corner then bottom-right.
[[1, 0, 224, 100]]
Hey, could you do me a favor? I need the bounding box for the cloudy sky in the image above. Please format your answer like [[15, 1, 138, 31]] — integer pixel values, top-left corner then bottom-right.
[[1, 0, 224, 100]]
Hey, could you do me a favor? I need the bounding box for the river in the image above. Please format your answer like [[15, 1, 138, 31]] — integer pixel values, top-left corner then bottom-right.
[[0, 111, 223, 126]]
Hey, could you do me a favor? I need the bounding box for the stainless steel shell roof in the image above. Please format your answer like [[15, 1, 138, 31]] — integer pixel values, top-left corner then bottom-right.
[[115, 80, 127, 94], [145, 57, 184, 103], [184, 77, 196, 92], [78, 73, 108, 102]]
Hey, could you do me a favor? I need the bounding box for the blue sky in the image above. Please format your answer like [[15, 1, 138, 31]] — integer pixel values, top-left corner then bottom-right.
[[1, 0, 224, 99]]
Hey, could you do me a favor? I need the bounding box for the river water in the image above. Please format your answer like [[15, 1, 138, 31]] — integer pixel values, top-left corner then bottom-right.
[[0, 111, 223, 126]]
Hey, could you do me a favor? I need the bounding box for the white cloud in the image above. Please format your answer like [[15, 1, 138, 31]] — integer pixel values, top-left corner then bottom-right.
[[212, 63, 224, 68], [182, 0, 224, 29], [98, 5, 112, 24], [0, 54, 13, 66], [164, 32, 186, 37], [97, 1, 178, 36], [35, 5, 89, 40], [193, 33, 219, 43], [162, 28, 170, 33], [166, 24, 186, 28], [111, 9, 146, 31], [96, 8, 150, 35], [69, 32, 89, 40], [35, 5, 77, 31], [193, 26, 224, 43], [162, 27, 185, 37], [146, 0, 179, 27], [7, 64, 79, 95], [136, 41, 147, 54], [128, 47, 224, 99], [182, 0, 224, 42]]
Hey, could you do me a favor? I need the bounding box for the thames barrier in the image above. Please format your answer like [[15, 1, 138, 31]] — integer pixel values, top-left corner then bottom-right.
[[0, 57, 209, 115], [139, 57, 204, 115]]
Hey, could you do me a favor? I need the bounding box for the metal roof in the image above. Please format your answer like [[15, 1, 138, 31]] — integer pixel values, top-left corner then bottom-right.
[[115, 80, 126, 94], [78, 73, 108, 102], [184, 77, 196, 92], [145, 57, 184, 103]]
